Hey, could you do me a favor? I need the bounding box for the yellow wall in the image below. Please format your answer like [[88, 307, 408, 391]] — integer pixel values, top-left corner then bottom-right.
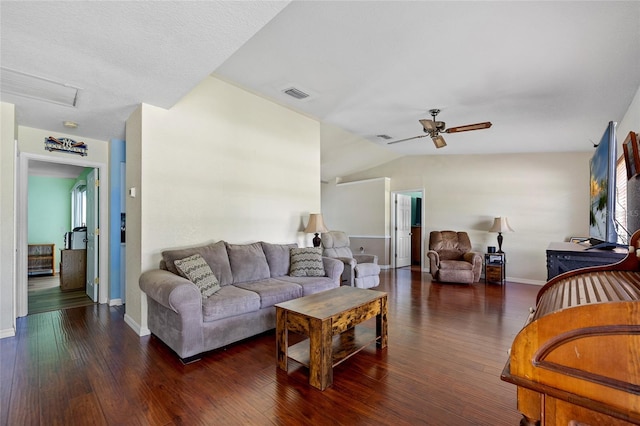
[[0, 102, 16, 337], [334, 152, 591, 284], [125, 76, 323, 332]]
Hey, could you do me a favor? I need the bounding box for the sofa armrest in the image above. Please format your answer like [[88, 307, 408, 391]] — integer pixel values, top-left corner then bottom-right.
[[322, 256, 345, 283], [464, 251, 483, 282], [139, 269, 202, 314], [336, 257, 357, 268], [426, 250, 440, 273], [463, 251, 482, 265], [354, 253, 378, 264]]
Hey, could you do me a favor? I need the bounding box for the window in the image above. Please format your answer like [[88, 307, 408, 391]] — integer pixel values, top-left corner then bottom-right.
[[71, 181, 87, 229]]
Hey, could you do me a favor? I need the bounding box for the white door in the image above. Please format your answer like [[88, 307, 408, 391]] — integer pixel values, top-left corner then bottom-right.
[[86, 168, 99, 302], [395, 194, 412, 268]]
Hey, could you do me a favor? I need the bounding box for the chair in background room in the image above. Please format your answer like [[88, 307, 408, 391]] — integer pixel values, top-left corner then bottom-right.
[[427, 230, 482, 284], [321, 231, 380, 289]]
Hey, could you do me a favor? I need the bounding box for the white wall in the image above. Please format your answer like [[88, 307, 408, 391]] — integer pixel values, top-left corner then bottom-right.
[[16, 128, 111, 309], [0, 102, 16, 337], [323, 177, 390, 236], [125, 106, 144, 333], [618, 85, 640, 150], [322, 177, 391, 265], [0, 113, 112, 333], [125, 76, 323, 333], [336, 152, 591, 284]]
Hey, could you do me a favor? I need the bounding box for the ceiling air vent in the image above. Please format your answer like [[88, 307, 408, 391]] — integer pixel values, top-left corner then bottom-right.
[[1, 67, 81, 107], [282, 87, 310, 100], [377, 134, 392, 140]]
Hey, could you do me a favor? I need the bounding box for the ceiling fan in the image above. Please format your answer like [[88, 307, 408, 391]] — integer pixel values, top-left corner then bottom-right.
[[388, 109, 492, 148]]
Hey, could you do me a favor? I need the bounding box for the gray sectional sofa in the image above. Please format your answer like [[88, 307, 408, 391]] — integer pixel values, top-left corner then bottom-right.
[[139, 240, 344, 362]]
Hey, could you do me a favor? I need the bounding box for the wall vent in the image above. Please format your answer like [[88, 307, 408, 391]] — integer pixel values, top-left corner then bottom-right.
[[1, 67, 80, 107], [282, 87, 310, 100]]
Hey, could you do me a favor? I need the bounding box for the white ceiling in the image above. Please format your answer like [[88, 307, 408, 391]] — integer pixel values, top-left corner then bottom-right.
[[2, 1, 639, 181]]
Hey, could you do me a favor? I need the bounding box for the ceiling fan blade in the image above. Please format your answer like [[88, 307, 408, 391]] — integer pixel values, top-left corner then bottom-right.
[[419, 119, 438, 132], [387, 134, 429, 145], [445, 121, 492, 133], [432, 135, 447, 148]]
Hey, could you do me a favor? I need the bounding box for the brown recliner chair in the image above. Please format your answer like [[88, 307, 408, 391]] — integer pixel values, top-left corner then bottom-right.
[[427, 231, 482, 284]]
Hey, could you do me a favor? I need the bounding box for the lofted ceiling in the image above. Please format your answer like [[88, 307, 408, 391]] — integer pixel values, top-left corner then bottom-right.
[[2, 1, 639, 182]]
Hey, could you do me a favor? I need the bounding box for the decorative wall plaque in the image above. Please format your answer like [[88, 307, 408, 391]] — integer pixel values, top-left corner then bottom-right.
[[44, 136, 88, 156]]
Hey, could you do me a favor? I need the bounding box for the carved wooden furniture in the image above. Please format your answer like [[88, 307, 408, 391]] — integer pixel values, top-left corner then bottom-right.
[[546, 241, 627, 280], [501, 230, 640, 425], [27, 243, 55, 276], [60, 249, 86, 292], [275, 286, 388, 390]]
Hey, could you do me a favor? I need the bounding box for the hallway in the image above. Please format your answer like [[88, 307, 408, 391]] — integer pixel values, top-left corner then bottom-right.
[[28, 275, 94, 315]]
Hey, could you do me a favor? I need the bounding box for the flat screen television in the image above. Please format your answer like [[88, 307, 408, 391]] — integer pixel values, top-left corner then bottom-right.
[[589, 121, 619, 249]]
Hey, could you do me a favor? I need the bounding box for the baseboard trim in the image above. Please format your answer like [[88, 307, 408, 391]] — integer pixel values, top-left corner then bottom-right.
[[124, 313, 150, 336], [508, 277, 545, 286], [109, 298, 123, 306], [0, 327, 16, 339]]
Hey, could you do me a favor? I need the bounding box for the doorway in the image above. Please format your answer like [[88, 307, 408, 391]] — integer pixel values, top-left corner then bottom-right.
[[26, 163, 96, 314], [392, 189, 424, 270], [16, 153, 109, 318]]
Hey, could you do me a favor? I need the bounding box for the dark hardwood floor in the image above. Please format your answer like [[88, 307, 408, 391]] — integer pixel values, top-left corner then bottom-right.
[[28, 275, 94, 315], [2, 267, 539, 425]]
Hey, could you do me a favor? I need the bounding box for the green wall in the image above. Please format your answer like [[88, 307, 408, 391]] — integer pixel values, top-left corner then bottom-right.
[[28, 175, 75, 271]]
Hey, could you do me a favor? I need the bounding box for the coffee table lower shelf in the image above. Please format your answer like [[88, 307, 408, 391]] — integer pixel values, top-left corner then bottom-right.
[[287, 326, 378, 368]]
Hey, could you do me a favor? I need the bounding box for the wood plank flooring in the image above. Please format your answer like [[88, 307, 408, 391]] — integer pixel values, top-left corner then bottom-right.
[[28, 275, 94, 315], [2, 267, 539, 425]]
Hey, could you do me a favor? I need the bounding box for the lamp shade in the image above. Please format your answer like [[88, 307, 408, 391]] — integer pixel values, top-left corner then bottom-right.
[[304, 214, 328, 234], [489, 217, 514, 233]]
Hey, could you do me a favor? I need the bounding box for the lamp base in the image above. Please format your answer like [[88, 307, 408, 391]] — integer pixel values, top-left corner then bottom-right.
[[312, 233, 322, 247], [497, 232, 504, 253]]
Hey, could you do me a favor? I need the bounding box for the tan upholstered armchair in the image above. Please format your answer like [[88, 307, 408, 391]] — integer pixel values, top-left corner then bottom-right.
[[427, 231, 482, 284], [321, 231, 380, 289]]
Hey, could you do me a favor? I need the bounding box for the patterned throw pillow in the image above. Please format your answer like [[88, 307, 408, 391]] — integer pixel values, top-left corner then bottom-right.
[[289, 247, 325, 277], [174, 254, 220, 299]]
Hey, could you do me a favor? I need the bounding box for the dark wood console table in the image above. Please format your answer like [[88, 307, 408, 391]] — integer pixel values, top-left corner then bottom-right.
[[546, 242, 627, 280]]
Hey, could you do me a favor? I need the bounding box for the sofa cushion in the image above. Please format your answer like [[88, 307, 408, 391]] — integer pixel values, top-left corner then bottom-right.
[[234, 279, 302, 308], [275, 276, 337, 296], [354, 262, 381, 277], [261, 242, 297, 277], [437, 250, 465, 261], [162, 241, 233, 286], [202, 285, 261, 322], [440, 259, 473, 270], [174, 254, 220, 298], [289, 247, 325, 277], [226, 242, 271, 284]]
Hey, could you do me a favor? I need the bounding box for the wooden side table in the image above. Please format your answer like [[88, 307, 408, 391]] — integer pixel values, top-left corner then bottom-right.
[[485, 253, 505, 284], [275, 286, 388, 390]]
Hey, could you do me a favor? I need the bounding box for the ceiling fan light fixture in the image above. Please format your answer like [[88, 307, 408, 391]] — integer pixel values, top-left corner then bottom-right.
[[419, 119, 437, 132], [432, 135, 447, 148]]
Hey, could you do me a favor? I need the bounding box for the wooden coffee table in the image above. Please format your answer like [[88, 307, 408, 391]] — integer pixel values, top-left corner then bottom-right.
[[275, 286, 388, 390]]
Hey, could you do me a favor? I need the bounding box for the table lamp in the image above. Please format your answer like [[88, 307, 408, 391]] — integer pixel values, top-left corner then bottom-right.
[[304, 213, 328, 247], [489, 217, 514, 253]]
